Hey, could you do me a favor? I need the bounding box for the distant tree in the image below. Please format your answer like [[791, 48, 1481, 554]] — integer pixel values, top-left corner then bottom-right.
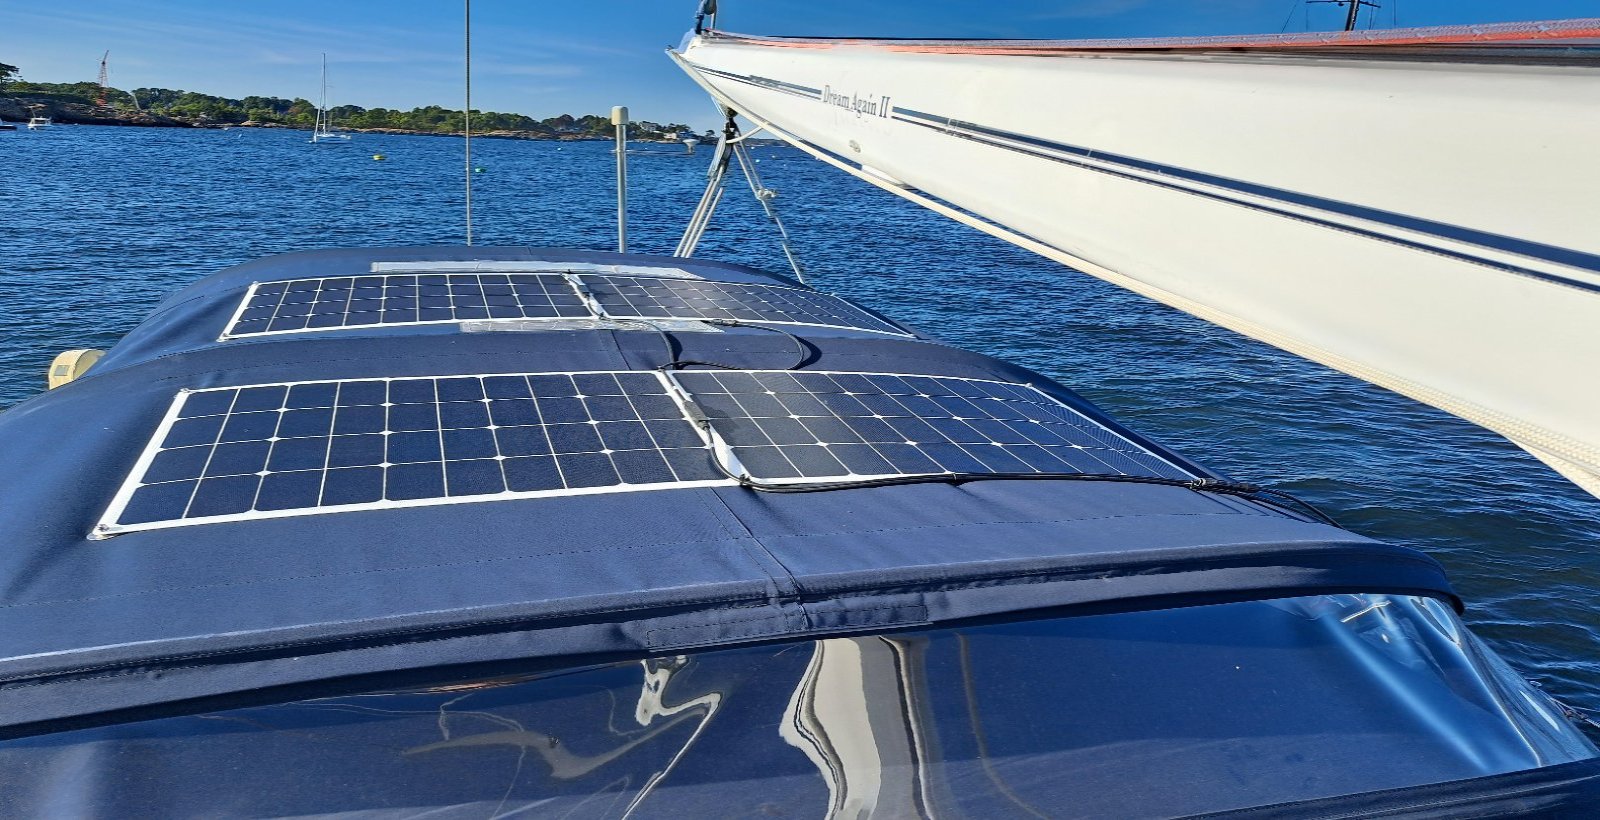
[[0, 67, 694, 136], [285, 98, 317, 124]]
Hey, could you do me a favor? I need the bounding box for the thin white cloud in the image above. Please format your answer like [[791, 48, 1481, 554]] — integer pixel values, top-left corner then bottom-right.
[[476, 63, 584, 78], [1024, 0, 1154, 21]]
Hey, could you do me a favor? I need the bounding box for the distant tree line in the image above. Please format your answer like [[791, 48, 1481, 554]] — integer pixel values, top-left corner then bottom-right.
[[3, 70, 709, 139]]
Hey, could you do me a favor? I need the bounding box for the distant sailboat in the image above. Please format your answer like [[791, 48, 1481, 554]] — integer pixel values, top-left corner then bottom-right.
[[310, 54, 351, 144]]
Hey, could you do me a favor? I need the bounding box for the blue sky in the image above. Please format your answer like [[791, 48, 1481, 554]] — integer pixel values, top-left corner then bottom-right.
[[3, 1, 1594, 129]]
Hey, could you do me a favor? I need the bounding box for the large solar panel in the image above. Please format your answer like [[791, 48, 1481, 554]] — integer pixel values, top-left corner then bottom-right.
[[585, 276, 910, 336], [668, 370, 1193, 484], [94, 372, 730, 537], [222, 274, 589, 339], [221, 272, 910, 340], [95, 370, 1193, 537]]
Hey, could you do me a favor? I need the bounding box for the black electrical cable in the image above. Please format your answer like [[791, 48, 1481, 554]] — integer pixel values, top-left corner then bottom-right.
[[652, 318, 813, 372]]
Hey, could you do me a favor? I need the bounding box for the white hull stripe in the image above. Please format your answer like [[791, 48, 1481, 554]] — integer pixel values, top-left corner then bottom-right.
[[691, 65, 1600, 295]]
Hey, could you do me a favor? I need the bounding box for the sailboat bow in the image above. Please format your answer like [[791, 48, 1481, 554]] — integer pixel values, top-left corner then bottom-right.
[[672, 19, 1600, 497]]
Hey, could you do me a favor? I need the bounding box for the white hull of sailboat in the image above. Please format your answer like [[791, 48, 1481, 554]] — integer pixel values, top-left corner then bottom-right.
[[675, 23, 1600, 494]]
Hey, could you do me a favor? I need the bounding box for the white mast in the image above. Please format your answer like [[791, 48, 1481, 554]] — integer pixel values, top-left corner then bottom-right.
[[318, 53, 327, 133], [311, 53, 350, 143]]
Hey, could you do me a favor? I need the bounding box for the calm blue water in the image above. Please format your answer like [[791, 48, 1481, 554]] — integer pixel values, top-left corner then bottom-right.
[[3, 125, 1598, 715]]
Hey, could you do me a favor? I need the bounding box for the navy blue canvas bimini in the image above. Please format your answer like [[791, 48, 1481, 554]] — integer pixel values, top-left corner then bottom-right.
[[0, 247, 1592, 817]]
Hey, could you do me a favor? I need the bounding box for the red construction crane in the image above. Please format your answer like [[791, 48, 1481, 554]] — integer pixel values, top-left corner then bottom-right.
[[97, 51, 109, 106]]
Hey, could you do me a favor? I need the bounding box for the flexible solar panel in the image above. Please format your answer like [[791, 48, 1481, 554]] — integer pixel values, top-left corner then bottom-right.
[[667, 371, 1193, 484], [222, 274, 589, 338], [222, 273, 909, 339], [94, 372, 730, 537], [585, 276, 910, 336], [96, 370, 1192, 536]]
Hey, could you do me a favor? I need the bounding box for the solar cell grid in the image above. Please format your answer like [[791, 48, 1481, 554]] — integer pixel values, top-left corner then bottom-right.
[[669, 371, 1192, 484], [222, 273, 910, 339], [95, 370, 1192, 537], [585, 276, 908, 336], [96, 372, 728, 536], [223, 274, 589, 338]]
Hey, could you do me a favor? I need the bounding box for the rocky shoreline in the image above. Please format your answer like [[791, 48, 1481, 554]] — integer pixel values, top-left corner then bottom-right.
[[0, 97, 192, 128]]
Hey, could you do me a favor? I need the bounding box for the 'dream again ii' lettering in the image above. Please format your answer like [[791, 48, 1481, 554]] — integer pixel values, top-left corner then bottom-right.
[[821, 86, 892, 118]]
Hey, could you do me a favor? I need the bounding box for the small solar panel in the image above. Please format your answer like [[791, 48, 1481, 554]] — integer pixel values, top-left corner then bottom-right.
[[94, 372, 730, 537], [668, 371, 1193, 484], [585, 276, 910, 336], [222, 274, 590, 339], [223, 272, 911, 340]]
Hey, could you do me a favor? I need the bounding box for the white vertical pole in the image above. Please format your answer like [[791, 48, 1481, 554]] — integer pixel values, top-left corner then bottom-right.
[[613, 105, 629, 254], [464, 0, 473, 246]]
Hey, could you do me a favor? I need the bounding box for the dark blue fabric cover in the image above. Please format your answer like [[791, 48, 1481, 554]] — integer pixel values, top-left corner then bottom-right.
[[1197, 757, 1600, 818], [0, 247, 1455, 730]]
